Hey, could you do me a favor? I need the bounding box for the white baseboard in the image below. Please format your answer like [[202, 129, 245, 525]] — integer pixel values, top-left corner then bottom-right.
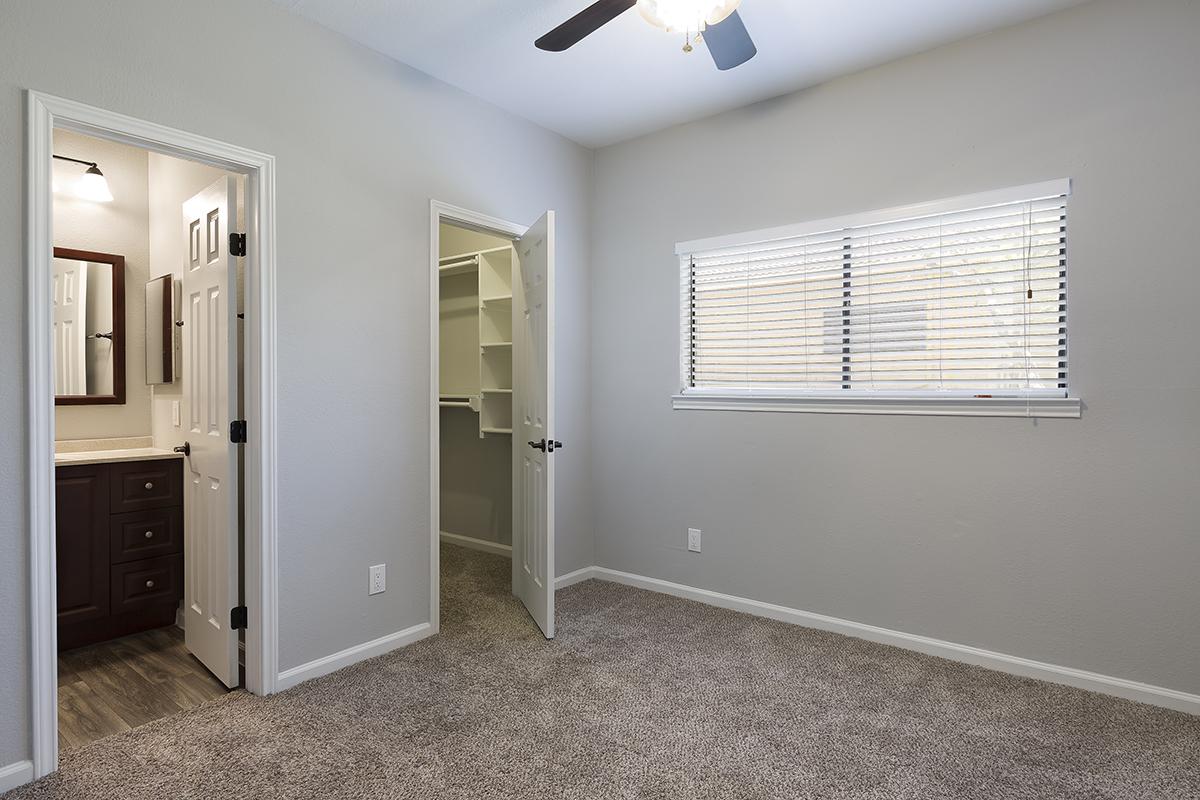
[[440, 531, 512, 558], [276, 622, 433, 691], [0, 760, 34, 793], [560, 566, 1200, 716], [554, 565, 595, 590]]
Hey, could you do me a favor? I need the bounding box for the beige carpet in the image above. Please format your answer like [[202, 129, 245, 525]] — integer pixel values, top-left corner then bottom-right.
[[8, 543, 1199, 799]]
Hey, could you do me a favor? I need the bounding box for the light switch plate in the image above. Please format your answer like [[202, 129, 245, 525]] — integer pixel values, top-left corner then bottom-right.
[[369, 564, 386, 595], [171, 400, 180, 427], [688, 528, 702, 553]]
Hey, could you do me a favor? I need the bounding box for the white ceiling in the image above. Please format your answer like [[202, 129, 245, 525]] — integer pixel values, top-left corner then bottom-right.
[[273, 0, 1087, 148]]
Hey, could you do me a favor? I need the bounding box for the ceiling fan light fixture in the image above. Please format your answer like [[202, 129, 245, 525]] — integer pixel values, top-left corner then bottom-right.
[[636, 0, 740, 33]]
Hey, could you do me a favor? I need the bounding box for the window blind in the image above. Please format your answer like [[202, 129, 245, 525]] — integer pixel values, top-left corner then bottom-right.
[[680, 187, 1068, 397]]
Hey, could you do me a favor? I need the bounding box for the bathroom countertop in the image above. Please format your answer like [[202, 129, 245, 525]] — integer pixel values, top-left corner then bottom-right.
[[54, 447, 184, 466]]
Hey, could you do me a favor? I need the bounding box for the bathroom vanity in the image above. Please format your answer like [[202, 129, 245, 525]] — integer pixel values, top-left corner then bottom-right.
[[56, 449, 184, 650]]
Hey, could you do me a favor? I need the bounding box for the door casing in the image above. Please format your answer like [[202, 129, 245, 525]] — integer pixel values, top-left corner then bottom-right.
[[25, 90, 280, 780]]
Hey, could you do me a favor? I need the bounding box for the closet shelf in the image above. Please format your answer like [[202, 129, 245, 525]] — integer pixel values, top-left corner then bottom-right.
[[439, 394, 480, 412], [481, 388, 512, 394], [480, 342, 512, 349], [439, 254, 479, 277], [480, 427, 512, 435], [480, 294, 512, 304]]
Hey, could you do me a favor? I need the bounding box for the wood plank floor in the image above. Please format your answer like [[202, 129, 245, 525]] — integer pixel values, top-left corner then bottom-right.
[[57, 626, 230, 751]]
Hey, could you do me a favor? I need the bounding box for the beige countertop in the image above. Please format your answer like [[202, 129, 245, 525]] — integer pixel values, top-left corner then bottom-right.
[[54, 448, 184, 466]]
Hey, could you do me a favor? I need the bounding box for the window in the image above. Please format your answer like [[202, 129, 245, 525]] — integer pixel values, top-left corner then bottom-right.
[[675, 180, 1079, 417]]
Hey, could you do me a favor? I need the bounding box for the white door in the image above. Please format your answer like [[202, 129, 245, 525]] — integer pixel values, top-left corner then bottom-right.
[[512, 211, 556, 638], [52, 257, 87, 395], [180, 177, 240, 687]]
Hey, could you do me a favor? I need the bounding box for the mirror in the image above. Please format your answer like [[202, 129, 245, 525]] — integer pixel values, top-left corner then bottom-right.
[[53, 247, 126, 405], [145, 275, 177, 384]]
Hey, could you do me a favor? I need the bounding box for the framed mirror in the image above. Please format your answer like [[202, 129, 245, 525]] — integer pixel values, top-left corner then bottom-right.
[[53, 247, 126, 405], [145, 274, 176, 384]]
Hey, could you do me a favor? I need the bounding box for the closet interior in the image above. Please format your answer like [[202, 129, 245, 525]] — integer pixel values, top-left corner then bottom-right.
[[438, 222, 516, 563]]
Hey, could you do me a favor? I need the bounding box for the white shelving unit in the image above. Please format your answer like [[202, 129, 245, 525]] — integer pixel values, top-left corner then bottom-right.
[[439, 245, 513, 438]]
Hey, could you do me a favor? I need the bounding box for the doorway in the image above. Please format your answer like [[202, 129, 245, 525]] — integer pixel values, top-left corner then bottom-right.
[[26, 91, 279, 780], [429, 202, 557, 639]]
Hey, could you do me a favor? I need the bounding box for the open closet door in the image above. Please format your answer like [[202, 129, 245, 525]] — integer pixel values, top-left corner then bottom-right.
[[180, 177, 241, 687], [512, 211, 556, 638]]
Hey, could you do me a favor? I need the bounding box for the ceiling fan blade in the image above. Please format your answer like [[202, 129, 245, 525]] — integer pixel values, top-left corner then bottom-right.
[[704, 10, 757, 71], [536, 0, 637, 52]]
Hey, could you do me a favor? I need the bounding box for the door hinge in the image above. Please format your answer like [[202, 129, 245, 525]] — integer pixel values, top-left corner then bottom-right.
[[230, 419, 247, 443], [229, 232, 247, 257], [230, 606, 248, 630]]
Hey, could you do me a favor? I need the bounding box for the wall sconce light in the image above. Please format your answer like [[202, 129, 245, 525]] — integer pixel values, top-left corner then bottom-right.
[[53, 154, 114, 202]]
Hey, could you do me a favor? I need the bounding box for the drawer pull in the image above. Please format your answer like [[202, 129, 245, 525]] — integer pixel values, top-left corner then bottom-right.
[[144, 530, 154, 539], [144, 481, 155, 490], [145, 580, 155, 589]]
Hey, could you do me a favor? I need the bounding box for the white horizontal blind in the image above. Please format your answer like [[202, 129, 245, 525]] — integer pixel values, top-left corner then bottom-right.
[[681, 188, 1068, 397]]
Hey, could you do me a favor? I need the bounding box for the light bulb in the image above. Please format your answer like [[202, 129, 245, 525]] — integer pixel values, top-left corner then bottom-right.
[[636, 0, 740, 33]]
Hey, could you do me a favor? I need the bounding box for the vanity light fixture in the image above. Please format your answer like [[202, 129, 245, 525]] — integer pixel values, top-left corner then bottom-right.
[[52, 154, 114, 202]]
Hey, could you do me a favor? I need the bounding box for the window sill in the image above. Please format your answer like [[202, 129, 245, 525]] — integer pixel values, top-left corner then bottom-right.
[[671, 393, 1082, 418]]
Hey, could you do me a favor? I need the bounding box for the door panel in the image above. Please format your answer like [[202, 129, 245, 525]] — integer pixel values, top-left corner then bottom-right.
[[512, 211, 555, 638], [181, 177, 241, 688], [52, 258, 87, 395]]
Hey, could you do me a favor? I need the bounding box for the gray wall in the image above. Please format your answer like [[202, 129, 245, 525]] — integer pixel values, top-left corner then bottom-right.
[[0, 0, 593, 767], [590, 0, 1200, 696]]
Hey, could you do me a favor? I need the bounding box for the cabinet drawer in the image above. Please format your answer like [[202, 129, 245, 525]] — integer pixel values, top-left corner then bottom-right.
[[110, 554, 183, 614], [109, 459, 183, 512], [110, 508, 183, 564]]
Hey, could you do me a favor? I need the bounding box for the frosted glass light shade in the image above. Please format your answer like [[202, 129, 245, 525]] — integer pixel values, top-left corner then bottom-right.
[[75, 166, 113, 202], [636, 0, 740, 32]]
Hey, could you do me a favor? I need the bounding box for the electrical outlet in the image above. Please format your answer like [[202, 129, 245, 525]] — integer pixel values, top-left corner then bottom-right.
[[368, 564, 386, 595], [688, 528, 702, 553]]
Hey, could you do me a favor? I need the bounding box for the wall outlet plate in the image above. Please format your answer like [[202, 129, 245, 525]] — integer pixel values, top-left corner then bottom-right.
[[368, 564, 386, 595], [688, 528, 702, 553]]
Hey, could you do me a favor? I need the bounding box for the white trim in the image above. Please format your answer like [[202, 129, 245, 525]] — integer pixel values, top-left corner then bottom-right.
[[675, 178, 1072, 256], [440, 531, 513, 557], [26, 91, 280, 780], [25, 90, 57, 783], [429, 200, 526, 638], [276, 623, 433, 691], [0, 761, 35, 793], [571, 566, 1200, 716], [554, 565, 596, 590], [672, 393, 1082, 418]]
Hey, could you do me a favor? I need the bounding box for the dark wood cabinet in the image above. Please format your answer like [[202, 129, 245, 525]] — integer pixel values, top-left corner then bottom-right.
[[109, 459, 184, 513], [55, 464, 110, 625], [110, 507, 183, 564], [57, 458, 184, 650]]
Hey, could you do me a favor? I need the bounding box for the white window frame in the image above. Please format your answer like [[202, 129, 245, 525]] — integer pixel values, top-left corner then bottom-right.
[[673, 179, 1082, 418]]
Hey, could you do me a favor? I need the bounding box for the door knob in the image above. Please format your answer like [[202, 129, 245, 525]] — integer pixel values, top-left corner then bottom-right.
[[174, 441, 191, 456], [527, 439, 547, 452], [547, 440, 564, 453]]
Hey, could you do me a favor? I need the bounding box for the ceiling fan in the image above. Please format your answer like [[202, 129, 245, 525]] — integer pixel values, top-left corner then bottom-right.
[[536, 0, 757, 71]]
